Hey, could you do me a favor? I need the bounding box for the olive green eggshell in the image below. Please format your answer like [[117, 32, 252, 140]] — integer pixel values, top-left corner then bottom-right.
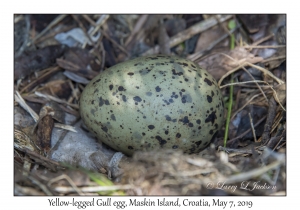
[[80, 55, 224, 156]]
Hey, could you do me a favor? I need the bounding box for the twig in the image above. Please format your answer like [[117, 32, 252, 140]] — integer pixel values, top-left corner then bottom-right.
[[241, 66, 268, 102], [101, 30, 129, 55], [125, 14, 148, 47], [48, 174, 85, 196], [71, 14, 94, 46], [35, 25, 75, 44], [220, 80, 267, 88], [176, 169, 217, 177], [243, 45, 286, 49], [220, 79, 285, 112], [15, 91, 39, 122], [218, 62, 285, 88], [270, 111, 283, 134], [142, 14, 233, 56], [273, 135, 285, 151], [262, 55, 286, 63], [226, 116, 266, 144], [31, 14, 68, 45], [82, 15, 96, 27], [248, 113, 257, 142], [20, 66, 62, 93], [251, 34, 274, 46], [54, 123, 77, 133], [224, 159, 284, 184], [48, 117, 80, 159], [34, 91, 79, 109], [28, 175, 53, 196], [261, 97, 277, 144], [53, 184, 132, 193], [88, 15, 109, 37], [218, 146, 255, 155]]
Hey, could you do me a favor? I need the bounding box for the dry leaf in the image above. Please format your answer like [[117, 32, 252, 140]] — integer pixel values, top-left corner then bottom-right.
[[199, 47, 263, 80], [195, 25, 226, 52]]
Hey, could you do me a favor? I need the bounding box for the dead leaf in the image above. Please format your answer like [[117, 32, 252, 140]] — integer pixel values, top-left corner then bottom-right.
[[195, 25, 226, 53], [199, 47, 263, 80]]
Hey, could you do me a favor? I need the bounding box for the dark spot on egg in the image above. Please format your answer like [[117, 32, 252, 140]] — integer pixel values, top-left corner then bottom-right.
[[207, 95, 212, 103], [111, 114, 116, 121], [118, 86, 125, 91], [149, 57, 159, 60], [104, 100, 110, 105], [205, 111, 217, 125], [195, 140, 202, 147], [179, 116, 189, 124], [155, 86, 161, 92], [122, 95, 127, 102], [148, 125, 155, 130], [204, 78, 212, 86], [172, 69, 183, 76], [133, 96, 142, 102], [101, 126, 108, 133], [92, 78, 101, 85], [155, 136, 167, 145], [98, 97, 104, 107], [165, 115, 172, 121]]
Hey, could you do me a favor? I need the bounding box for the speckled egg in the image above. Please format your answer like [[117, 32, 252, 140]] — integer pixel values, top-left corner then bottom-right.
[[80, 55, 224, 156]]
